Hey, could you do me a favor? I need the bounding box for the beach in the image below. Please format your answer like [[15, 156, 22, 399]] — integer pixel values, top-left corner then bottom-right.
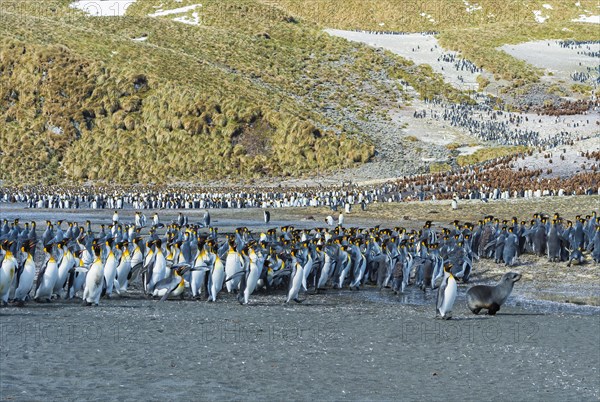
[[1, 199, 599, 400], [1, 288, 598, 401]]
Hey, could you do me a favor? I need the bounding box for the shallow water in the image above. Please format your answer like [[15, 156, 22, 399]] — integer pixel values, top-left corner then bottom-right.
[[358, 285, 600, 316]]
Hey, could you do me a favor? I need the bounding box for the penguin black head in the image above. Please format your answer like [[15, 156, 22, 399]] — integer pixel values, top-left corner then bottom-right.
[[443, 262, 453, 272], [93, 244, 102, 257]]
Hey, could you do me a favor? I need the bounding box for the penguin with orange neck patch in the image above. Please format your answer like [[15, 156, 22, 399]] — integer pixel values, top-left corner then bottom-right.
[[435, 262, 457, 320]]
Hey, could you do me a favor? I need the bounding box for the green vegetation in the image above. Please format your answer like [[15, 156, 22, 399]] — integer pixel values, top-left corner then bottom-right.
[[1, 1, 594, 185], [445, 142, 462, 151], [571, 83, 593, 95], [457, 146, 529, 166], [0, 0, 395, 184], [266, 0, 599, 86], [429, 162, 452, 173], [476, 75, 491, 91], [0, 0, 483, 185]]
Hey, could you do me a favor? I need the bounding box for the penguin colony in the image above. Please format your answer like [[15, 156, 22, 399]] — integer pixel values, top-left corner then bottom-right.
[[2, 151, 599, 209], [0, 211, 598, 318]]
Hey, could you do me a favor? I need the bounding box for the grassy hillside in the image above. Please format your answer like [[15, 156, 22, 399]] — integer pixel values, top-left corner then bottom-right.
[[1, 1, 595, 185], [0, 0, 478, 185], [264, 0, 599, 84]]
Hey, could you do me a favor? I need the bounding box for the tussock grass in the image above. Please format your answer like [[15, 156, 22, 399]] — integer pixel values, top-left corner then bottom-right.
[[429, 162, 452, 173], [0, 0, 391, 184], [457, 146, 529, 166]]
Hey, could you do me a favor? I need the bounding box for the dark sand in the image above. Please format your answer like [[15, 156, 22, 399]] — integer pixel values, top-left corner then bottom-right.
[[1, 200, 599, 400], [1, 289, 599, 401]]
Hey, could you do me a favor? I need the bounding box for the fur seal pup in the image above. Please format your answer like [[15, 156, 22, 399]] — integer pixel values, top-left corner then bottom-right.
[[466, 272, 521, 315]]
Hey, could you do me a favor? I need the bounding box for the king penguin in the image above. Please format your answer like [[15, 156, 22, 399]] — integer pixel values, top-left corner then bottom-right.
[[286, 250, 304, 303], [264, 210, 271, 225], [82, 244, 104, 306], [436, 262, 457, 319], [0, 241, 17, 306], [34, 244, 58, 303], [13, 241, 36, 306]]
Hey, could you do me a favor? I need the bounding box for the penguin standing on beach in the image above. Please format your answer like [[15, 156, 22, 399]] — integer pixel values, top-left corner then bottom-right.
[[286, 250, 304, 303], [34, 245, 58, 303], [502, 227, 518, 266], [0, 241, 17, 305], [13, 241, 36, 306], [264, 210, 270, 225], [201, 211, 210, 228], [82, 245, 104, 306], [209, 254, 225, 302], [436, 262, 457, 319]]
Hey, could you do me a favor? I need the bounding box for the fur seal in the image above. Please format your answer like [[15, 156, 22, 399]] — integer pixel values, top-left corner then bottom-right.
[[466, 272, 521, 315]]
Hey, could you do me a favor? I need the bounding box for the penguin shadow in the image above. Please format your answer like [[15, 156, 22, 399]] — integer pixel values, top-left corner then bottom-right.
[[441, 315, 490, 321], [493, 312, 546, 316]]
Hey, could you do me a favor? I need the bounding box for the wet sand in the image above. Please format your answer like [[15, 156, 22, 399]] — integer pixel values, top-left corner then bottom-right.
[[1, 288, 598, 401], [1, 201, 599, 400]]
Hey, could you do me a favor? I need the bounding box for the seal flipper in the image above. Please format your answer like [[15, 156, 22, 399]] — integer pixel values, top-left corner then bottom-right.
[[487, 303, 500, 315]]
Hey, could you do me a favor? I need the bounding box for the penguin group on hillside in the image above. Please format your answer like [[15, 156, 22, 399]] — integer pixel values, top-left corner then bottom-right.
[[0, 210, 597, 312], [2, 154, 599, 211], [413, 94, 599, 148]]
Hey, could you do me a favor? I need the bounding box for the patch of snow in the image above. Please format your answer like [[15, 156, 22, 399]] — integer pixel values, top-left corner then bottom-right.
[[542, 4, 553, 10], [49, 125, 63, 135], [70, 0, 136, 17], [148, 3, 201, 17], [533, 10, 548, 23], [575, 1, 581, 7], [463, 1, 482, 13], [419, 12, 435, 22], [379, 22, 385, 26], [572, 14, 600, 23], [173, 11, 199, 25], [132, 36, 148, 41]]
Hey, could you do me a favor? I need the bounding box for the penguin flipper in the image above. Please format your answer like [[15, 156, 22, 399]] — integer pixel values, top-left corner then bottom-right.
[[435, 277, 448, 311], [272, 267, 292, 279], [35, 258, 49, 294], [225, 270, 247, 283], [156, 278, 179, 302], [113, 279, 121, 295], [15, 259, 25, 290], [66, 268, 76, 299], [129, 262, 143, 280]]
